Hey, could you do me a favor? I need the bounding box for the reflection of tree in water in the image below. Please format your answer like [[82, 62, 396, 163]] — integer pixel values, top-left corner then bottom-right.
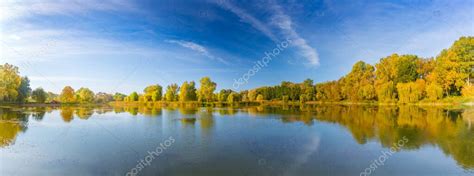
[[1, 104, 472, 168], [0, 108, 29, 147], [217, 107, 238, 116], [141, 106, 162, 117], [95, 108, 113, 115], [113, 106, 125, 113], [179, 107, 198, 115], [181, 118, 196, 126], [75, 107, 94, 120], [284, 105, 474, 169], [60, 107, 74, 122], [31, 107, 46, 121], [464, 109, 474, 129], [199, 107, 214, 131], [126, 107, 139, 116]]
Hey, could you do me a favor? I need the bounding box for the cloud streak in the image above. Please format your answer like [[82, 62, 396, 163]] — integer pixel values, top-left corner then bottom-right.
[[165, 40, 229, 65], [268, 3, 320, 66], [212, 0, 278, 42], [213, 0, 320, 66]]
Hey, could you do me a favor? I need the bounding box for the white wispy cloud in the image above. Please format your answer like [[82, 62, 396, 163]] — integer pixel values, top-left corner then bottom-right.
[[212, 0, 278, 42], [213, 0, 320, 66], [165, 39, 229, 65], [268, 3, 320, 66]]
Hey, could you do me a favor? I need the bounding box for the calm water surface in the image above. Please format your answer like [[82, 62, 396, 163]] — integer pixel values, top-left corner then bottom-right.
[[0, 105, 473, 176]]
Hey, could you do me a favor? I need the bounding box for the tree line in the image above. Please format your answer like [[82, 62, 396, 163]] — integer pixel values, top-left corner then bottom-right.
[[0, 36, 472, 105]]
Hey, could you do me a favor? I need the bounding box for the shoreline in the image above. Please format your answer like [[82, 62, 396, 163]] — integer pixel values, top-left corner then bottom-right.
[[1, 99, 472, 108]]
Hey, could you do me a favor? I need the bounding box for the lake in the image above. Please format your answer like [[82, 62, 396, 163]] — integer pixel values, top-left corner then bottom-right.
[[0, 105, 473, 176]]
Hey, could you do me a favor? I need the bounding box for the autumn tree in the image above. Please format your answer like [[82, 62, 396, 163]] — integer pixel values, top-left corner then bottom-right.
[[375, 54, 420, 102], [218, 89, 233, 102], [416, 58, 436, 79], [113, 93, 127, 101], [247, 89, 257, 101], [341, 61, 376, 101], [165, 83, 179, 101], [461, 85, 474, 97], [179, 81, 197, 101], [60, 86, 76, 103], [256, 94, 264, 102], [143, 84, 162, 102], [316, 81, 342, 101], [227, 92, 238, 104], [197, 77, 216, 102], [396, 79, 426, 103], [0, 63, 22, 102], [75, 87, 95, 103], [426, 83, 443, 100], [428, 36, 474, 96]]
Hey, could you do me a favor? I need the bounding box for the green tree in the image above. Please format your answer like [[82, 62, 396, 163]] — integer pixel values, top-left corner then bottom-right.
[[16, 77, 31, 103], [301, 79, 315, 101], [128, 92, 139, 102], [76, 88, 95, 103], [60, 86, 76, 103], [299, 94, 307, 104], [227, 92, 238, 104], [282, 95, 289, 103], [144, 84, 162, 102], [31, 87, 47, 103], [113, 93, 127, 101], [197, 77, 216, 102], [218, 89, 233, 102], [165, 83, 179, 101], [179, 81, 197, 101]]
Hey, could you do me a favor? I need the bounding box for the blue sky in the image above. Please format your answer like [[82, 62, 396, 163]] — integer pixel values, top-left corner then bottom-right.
[[1, 0, 473, 94]]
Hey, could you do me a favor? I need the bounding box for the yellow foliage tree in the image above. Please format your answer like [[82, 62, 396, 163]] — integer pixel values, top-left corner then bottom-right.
[[426, 83, 443, 101], [461, 85, 474, 97], [397, 79, 426, 103], [60, 86, 76, 103], [0, 63, 22, 101], [429, 37, 473, 96]]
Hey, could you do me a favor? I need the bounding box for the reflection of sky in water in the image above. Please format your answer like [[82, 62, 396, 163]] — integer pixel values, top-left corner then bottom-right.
[[0, 106, 473, 176]]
